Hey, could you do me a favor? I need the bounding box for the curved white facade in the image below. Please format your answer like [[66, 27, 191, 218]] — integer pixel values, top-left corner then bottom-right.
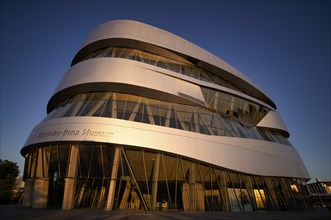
[[21, 20, 311, 211]]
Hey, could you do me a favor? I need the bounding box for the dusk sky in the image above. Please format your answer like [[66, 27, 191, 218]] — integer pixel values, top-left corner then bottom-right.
[[1, 1, 330, 182]]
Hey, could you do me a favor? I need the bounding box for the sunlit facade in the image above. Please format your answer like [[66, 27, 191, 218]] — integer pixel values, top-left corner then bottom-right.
[[21, 20, 311, 211]]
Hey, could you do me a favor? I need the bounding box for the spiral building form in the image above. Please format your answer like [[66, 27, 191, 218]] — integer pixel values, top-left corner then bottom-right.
[[21, 20, 311, 211]]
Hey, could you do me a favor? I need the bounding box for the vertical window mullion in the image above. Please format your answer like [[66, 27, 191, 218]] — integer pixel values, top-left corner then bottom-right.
[[161, 154, 172, 210], [175, 157, 178, 210], [212, 167, 225, 211], [197, 163, 211, 211], [180, 158, 192, 211], [145, 100, 155, 125], [227, 171, 242, 212], [87, 145, 94, 178], [252, 176, 267, 210], [142, 150, 151, 210]]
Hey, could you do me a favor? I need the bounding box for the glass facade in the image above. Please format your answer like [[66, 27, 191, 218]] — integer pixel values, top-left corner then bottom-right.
[[44, 91, 290, 145], [23, 143, 311, 211], [78, 46, 243, 93], [21, 20, 309, 212]]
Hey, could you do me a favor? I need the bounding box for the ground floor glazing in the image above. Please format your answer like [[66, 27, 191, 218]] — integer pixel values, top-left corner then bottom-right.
[[22, 143, 313, 211]]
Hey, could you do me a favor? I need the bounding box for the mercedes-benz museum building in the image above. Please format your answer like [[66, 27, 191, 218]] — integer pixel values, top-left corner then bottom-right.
[[21, 20, 311, 211]]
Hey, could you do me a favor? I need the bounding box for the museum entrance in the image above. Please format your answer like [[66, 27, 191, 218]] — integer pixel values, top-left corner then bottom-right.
[[47, 174, 64, 207]]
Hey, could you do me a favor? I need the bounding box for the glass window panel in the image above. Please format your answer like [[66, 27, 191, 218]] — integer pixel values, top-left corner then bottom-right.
[[132, 103, 142, 122], [239, 188, 253, 211], [80, 99, 98, 116], [89, 145, 103, 178], [157, 154, 172, 210], [221, 118, 236, 137], [159, 154, 177, 182], [228, 172, 240, 188], [78, 144, 93, 177], [149, 104, 161, 126], [197, 164, 210, 184], [228, 188, 241, 212], [23, 150, 31, 179], [43, 105, 66, 121], [94, 48, 108, 58], [42, 146, 51, 177], [158, 154, 168, 182], [141, 151, 155, 182], [101, 96, 113, 118], [254, 189, 266, 209], [92, 98, 108, 117], [49, 145, 59, 180], [168, 108, 177, 129], [263, 177, 280, 211], [77, 93, 95, 116], [124, 101, 136, 120], [158, 103, 169, 126], [112, 47, 120, 57], [84, 50, 98, 59], [103, 47, 113, 57], [58, 144, 70, 178], [174, 106, 191, 131], [101, 146, 115, 178], [176, 158, 188, 182], [116, 100, 126, 119], [141, 104, 150, 124], [213, 169, 230, 211], [62, 101, 78, 117], [126, 149, 144, 181], [29, 148, 37, 178], [70, 98, 87, 116], [241, 175, 257, 211]]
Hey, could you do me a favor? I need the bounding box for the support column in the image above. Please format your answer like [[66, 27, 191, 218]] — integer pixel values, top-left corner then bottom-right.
[[62, 145, 79, 210], [22, 179, 34, 207], [189, 162, 196, 211], [119, 181, 132, 209], [151, 153, 160, 211], [32, 178, 49, 208], [105, 147, 121, 211], [32, 147, 49, 208], [220, 171, 230, 211]]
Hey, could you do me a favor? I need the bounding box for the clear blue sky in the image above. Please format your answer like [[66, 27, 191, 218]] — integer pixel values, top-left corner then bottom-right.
[[1, 0, 330, 182]]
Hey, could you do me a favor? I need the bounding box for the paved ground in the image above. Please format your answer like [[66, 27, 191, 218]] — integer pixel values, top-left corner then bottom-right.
[[0, 205, 330, 220]]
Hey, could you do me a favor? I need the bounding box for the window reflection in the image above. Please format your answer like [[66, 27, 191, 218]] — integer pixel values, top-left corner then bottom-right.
[[45, 91, 290, 145], [22, 144, 311, 211], [78, 47, 243, 93], [254, 189, 266, 209]]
